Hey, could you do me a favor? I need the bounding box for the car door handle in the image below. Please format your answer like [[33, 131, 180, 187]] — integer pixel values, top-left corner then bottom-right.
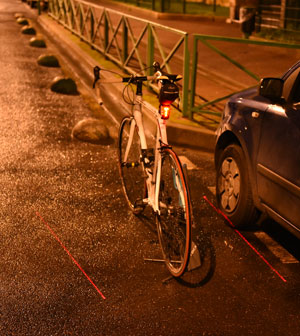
[[252, 111, 260, 118]]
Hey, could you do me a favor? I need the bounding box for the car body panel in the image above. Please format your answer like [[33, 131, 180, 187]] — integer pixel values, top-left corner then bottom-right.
[[215, 61, 300, 238], [256, 104, 300, 227]]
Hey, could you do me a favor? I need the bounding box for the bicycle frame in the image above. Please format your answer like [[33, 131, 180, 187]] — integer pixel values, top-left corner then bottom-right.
[[124, 91, 168, 214], [94, 66, 183, 215]]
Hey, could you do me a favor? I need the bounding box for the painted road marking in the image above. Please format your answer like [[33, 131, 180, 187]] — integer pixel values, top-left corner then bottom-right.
[[36, 212, 106, 300], [254, 232, 299, 264], [179, 156, 198, 170], [203, 196, 287, 282]]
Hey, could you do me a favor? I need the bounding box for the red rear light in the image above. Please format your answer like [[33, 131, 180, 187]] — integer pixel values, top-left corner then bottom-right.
[[160, 104, 170, 120]]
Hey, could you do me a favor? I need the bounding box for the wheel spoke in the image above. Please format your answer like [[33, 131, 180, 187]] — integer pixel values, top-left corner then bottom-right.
[[221, 159, 230, 176], [156, 149, 191, 277], [228, 194, 238, 211], [232, 174, 240, 196], [229, 159, 239, 177], [218, 174, 226, 193]]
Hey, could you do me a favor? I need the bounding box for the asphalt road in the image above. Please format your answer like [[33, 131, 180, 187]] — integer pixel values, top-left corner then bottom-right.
[[0, 1, 299, 335]]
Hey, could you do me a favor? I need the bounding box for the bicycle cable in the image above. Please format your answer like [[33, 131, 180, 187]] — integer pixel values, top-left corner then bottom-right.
[[95, 64, 159, 107], [122, 65, 155, 106]]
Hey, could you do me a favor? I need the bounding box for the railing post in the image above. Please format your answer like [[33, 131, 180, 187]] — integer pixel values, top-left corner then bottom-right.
[[122, 17, 128, 65], [182, 33, 190, 118], [37, 0, 41, 15], [90, 9, 94, 43], [147, 23, 154, 76], [79, 6, 84, 36], [159, 0, 164, 13], [280, 0, 287, 29], [70, 0, 75, 30], [189, 36, 198, 120], [104, 11, 109, 51], [49, 0, 55, 17], [62, 0, 67, 24]]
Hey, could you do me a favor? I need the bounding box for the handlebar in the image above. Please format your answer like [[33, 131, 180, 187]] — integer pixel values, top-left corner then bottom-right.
[[93, 62, 182, 106]]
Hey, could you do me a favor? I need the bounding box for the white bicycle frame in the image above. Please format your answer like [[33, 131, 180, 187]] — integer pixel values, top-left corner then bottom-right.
[[125, 93, 167, 214], [96, 73, 184, 215]]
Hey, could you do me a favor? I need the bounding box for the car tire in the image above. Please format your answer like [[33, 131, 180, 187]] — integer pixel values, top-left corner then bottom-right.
[[216, 144, 257, 228]]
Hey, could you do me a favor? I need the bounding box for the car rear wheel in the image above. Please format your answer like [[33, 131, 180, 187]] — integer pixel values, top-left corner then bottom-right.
[[216, 144, 257, 228]]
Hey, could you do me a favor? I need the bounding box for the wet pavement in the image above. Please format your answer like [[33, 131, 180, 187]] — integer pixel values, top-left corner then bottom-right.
[[0, 1, 299, 335]]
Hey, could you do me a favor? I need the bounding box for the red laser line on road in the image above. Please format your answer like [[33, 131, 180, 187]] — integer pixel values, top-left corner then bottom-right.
[[203, 196, 287, 283], [36, 212, 106, 300]]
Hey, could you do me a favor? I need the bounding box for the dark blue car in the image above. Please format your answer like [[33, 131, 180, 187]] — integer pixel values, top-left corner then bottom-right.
[[215, 60, 300, 238]]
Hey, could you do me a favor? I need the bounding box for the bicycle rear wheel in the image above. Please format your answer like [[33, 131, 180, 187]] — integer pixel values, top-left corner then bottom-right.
[[118, 117, 146, 214], [156, 148, 192, 277]]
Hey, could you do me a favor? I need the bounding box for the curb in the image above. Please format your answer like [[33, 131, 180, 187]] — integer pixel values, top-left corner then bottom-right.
[[36, 14, 216, 151]]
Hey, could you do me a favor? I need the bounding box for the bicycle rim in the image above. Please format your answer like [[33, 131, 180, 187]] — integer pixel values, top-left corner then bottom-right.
[[118, 117, 146, 214], [156, 149, 191, 277]]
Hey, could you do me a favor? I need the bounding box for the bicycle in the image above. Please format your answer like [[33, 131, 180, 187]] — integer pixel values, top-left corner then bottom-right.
[[93, 62, 192, 278]]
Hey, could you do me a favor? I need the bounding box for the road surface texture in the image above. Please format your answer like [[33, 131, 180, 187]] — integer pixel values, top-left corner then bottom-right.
[[0, 1, 299, 335]]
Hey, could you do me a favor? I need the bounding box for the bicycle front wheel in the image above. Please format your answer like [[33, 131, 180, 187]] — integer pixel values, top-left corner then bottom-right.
[[118, 117, 146, 214], [156, 148, 192, 277]]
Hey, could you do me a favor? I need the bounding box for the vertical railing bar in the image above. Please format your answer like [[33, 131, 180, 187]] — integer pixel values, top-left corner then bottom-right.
[[104, 10, 109, 52], [92, 9, 106, 51], [150, 25, 172, 74], [189, 35, 199, 119], [181, 33, 190, 118], [122, 16, 128, 66], [90, 6, 94, 43], [81, 5, 91, 39], [147, 23, 154, 77], [104, 14, 124, 63]]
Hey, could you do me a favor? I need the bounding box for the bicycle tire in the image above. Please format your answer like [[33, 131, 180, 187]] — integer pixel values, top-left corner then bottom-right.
[[156, 148, 192, 277], [118, 117, 146, 214]]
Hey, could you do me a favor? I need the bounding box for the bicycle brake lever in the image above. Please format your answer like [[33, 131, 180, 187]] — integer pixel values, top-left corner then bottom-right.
[[153, 61, 160, 72], [93, 66, 100, 88]]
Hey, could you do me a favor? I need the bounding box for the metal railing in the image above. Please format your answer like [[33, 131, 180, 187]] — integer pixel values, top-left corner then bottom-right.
[[44, 1, 300, 123], [48, 0, 190, 115], [258, 3, 300, 32], [190, 34, 300, 119]]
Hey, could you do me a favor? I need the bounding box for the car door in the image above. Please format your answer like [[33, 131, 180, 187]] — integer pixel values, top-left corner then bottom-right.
[[256, 68, 300, 229]]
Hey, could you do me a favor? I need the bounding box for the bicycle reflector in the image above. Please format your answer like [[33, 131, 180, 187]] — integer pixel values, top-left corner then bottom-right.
[[160, 104, 171, 119]]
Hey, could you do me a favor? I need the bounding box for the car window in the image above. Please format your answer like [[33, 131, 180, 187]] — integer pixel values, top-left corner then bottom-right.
[[283, 67, 300, 102]]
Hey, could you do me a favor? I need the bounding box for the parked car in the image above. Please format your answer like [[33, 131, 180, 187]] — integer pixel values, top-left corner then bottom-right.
[[215, 60, 300, 238]]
